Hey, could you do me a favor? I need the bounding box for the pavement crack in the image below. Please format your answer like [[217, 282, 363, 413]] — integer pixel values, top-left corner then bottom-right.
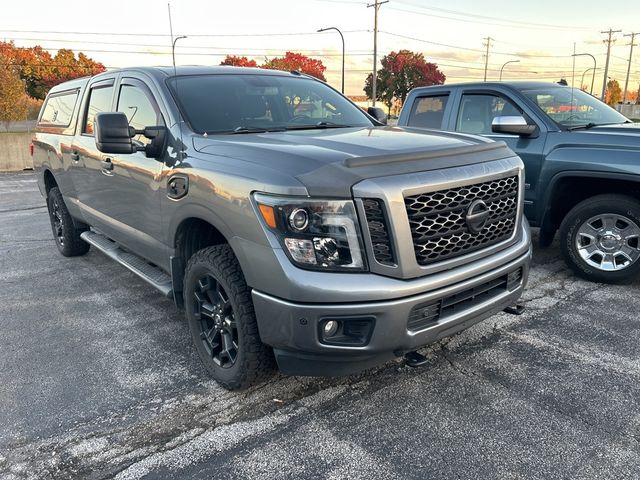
[[0, 205, 46, 214]]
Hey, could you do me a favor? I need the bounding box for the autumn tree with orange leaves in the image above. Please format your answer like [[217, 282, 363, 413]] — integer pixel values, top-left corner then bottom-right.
[[0, 66, 30, 131], [261, 52, 326, 81], [364, 50, 445, 113], [220, 55, 258, 67], [604, 79, 622, 106], [0, 42, 105, 100]]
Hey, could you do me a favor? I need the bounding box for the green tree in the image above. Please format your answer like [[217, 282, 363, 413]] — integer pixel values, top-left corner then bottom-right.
[[364, 50, 446, 113]]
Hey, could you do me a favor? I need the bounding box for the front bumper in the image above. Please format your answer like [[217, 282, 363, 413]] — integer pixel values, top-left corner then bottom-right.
[[252, 220, 532, 376]]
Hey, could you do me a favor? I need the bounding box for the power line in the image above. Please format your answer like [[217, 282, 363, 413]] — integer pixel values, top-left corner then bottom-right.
[[0, 28, 368, 38], [388, 1, 592, 31], [379, 31, 485, 53]]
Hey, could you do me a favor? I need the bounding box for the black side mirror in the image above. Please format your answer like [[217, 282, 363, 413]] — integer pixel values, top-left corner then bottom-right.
[[95, 112, 167, 159], [491, 115, 537, 137], [95, 112, 135, 154], [367, 106, 388, 125]]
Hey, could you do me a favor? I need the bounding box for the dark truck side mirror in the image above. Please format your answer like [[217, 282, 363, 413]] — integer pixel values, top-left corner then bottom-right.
[[367, 106, 388, 125], [94, 112, 167, 159], [491, 115, 537, 137]]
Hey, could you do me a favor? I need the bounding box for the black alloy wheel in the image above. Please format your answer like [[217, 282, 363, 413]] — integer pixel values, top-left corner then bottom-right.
[[194, 273, 239, 368], [49, 194, 65, 247], [46, 186, 90, 257], [184, 245, 275, 389]]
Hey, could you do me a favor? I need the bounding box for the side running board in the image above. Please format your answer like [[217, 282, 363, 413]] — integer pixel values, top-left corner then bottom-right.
[[80, 230, 173, 298]]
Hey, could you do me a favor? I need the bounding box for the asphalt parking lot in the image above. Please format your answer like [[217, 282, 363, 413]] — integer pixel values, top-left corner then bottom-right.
[[1, 172, 640, 479]]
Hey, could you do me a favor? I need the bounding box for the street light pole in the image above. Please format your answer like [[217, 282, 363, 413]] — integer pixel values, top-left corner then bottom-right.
[[318, 27, 345, 93], [580, 67, 596, 91], [499, 60, 520, 81], [572, 53, 597, 95]]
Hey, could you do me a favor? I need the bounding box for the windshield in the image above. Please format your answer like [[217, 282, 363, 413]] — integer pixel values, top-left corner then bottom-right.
[[521, 87, 629, 128], [168, 74, 373, 134]]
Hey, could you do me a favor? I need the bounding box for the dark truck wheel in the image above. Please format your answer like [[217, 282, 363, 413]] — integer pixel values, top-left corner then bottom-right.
[[47, 187, 90, 257], [560, 194, 640, 283], [184, 245, 275, 389]]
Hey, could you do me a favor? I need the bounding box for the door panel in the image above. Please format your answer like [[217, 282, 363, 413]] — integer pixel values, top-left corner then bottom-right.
[[70, 79, 117, 235], [454, 92, 546, 216], [101, 78, 167, 265]]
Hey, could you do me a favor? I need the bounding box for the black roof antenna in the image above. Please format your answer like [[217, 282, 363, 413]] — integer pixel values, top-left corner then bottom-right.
[[168, 3, 188, 162]]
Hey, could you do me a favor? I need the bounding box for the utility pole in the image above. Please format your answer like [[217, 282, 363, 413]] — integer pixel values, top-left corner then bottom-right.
[[623, 32, 639, 103], [601, 28, 622, 100], [483, 37, 494, 81], [367, 0, 388, 106]]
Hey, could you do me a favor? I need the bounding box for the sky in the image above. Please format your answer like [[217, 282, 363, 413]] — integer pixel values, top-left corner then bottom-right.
[[2, 0, 639, 97]]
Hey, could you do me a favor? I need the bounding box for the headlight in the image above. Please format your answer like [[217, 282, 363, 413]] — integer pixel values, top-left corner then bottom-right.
[[254, 193, 366, 272]]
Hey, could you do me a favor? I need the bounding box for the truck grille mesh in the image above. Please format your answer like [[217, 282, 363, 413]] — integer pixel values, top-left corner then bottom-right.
[[362, 198, 395, 265], [404, 176, 518, 265]]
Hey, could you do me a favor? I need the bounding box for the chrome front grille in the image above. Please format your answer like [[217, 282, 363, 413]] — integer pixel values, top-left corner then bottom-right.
[[404, 176, 519, 265]]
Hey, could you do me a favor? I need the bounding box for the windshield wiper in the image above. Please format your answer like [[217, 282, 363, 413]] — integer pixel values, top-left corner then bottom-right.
[[285, 121, 353, 131], [226, 126, 286, 134], [566, 122, 597, 131]]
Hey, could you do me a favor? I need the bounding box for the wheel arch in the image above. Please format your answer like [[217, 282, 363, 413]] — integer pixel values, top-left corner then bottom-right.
[[170, 215, 233, 309], [540, 171, 640, 243], [43, 168, 58, 197]]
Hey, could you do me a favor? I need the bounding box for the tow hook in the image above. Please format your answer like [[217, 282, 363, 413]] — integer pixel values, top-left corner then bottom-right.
[[503, 304, 525, 315], [404, 350, 429, 368]]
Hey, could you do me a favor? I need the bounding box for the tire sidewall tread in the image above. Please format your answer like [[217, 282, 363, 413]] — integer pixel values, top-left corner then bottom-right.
[[47, 187, 90, 257], [184, 244, 275, 390], [559, 194, 640, 284]]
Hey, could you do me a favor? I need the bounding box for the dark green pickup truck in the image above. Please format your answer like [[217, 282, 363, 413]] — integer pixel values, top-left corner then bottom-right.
[[398, 81, 640, 283]]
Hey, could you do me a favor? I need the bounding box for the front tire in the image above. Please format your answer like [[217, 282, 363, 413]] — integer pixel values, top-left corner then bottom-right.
[[559, 194, 640, 283], [47, 187, 90, 257], [184, 245, 275, 389]]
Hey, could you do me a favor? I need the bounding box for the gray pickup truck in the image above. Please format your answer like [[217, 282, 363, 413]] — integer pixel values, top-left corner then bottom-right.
[[33, 66, 531, 389], [398, 81, 640, 283]]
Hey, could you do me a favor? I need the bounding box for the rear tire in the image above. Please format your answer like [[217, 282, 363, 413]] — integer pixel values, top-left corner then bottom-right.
[[47, 187, 90, 257], [559, 194, 640, 283], [184, 245, 275, 390]]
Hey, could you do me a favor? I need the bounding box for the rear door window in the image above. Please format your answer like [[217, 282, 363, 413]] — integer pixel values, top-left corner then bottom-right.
[[39, 90, 79, 127], [407, 95, 449, 129]]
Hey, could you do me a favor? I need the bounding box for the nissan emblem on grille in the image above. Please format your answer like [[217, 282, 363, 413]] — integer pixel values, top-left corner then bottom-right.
[[404, 176, 519, 265], [465, 199, 491, 234]]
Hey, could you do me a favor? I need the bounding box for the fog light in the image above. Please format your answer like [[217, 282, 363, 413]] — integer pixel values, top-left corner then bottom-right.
[[323, 320, 339, 337]]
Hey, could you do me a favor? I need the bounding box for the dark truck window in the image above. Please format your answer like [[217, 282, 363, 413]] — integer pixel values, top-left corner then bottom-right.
[[168, 74, 373, 134], [39, 90, 79, 127], [84, 85, 114, 135], [407, 95, 449, 129], [117, 84, 165, 145], [456, 94, 522, 135]]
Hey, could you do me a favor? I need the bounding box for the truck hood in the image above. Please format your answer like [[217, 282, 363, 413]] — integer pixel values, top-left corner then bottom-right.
[[570, 122, 640, 146], [192, 126, 516, 196]]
